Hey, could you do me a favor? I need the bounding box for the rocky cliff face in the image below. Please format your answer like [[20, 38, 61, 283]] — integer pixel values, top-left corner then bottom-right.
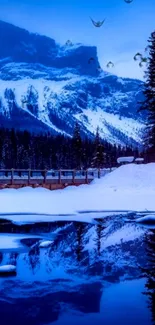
[[0, 20, 145, 146]]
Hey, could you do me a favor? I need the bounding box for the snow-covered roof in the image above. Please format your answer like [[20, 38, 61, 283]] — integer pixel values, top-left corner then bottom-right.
[[87, 168, 98, 171], [135, 158, 144, 162], [117, 156, 134, 163]]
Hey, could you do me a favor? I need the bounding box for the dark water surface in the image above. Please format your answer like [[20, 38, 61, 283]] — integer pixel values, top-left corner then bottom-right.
[[0, 215, 154, 325]]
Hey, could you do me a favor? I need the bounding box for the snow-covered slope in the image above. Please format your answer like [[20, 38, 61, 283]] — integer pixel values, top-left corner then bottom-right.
[[0, 20, 145, 145]]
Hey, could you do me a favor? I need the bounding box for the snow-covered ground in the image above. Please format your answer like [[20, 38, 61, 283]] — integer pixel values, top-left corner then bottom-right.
[[0, 163, 155, 224]]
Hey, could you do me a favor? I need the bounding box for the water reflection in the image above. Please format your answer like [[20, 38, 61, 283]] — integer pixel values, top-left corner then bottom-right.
[[96, 220, 106, 255], [143, 229, 155, 324], [0, 217, 154, 325], [0, 281, 103, 325], [28, 245, 40, 274], [9, 252, 19, 266]]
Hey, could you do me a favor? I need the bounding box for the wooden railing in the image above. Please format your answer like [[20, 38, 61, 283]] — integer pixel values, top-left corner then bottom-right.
[[0, 168, 113, 186]]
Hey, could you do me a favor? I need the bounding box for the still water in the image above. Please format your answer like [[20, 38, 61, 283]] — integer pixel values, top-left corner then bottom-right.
[[0, 215, 154, 325]]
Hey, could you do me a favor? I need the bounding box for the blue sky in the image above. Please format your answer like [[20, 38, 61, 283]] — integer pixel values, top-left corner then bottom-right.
[[0, 0, 155, 80]]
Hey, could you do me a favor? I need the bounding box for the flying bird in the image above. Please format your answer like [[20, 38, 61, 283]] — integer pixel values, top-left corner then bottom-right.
[[124, 0, 133, 3], [133, 52, 143, 61], [139, 57, 148, 67], [96, 65, 102, 72], [90, 17, 105, 27], [141, 57, 148, 62], [106, 61, 114, 68], [65, 40, 72, 46], [88, 57, 95, 64]]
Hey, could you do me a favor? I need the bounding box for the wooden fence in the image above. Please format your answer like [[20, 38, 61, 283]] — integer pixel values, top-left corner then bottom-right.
[[0, 168, 113, 190]]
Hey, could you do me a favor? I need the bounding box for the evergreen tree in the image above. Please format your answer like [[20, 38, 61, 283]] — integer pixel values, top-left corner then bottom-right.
[[72, 122, 83, 169], [138, 31, 155, 158], [91, 127, 105, 168], [0, 127, 133, 169]]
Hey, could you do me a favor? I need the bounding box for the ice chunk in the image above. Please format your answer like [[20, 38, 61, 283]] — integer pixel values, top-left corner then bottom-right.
[[39, 240, 53, 248], [0, 264, 16, 276]]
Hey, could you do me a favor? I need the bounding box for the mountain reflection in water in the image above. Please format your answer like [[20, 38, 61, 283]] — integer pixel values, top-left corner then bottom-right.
[[0, 216, 154, 325]]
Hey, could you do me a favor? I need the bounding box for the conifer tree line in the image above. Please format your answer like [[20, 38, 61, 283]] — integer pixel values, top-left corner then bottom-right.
[[0, 124, 138, 170], [139, 30, 155, 161]]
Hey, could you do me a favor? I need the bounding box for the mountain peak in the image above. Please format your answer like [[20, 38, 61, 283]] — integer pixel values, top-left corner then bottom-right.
[[0, 20, 144, 147], [0, 20, 99, 76]]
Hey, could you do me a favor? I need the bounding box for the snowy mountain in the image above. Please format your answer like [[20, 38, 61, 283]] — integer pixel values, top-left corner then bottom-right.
[[0, 20, 145, 146]]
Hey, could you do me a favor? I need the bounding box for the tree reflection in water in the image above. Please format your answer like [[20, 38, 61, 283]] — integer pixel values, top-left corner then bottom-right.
[[28, 245, 40, 274], [9, 252, 19, 266], [96, 220, 106, 255], [75, 222, 86, 261], [143, 229, 155, 324]]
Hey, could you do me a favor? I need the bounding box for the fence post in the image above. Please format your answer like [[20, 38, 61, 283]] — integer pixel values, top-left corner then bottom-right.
[[98, 168, 101, 179], [85, 169, 88, 184], [58, 169, 61, 184], [109, 157, 112, 172], [28, 169, 31, 185], [72, 170, 75, 184], [11, 168, 14, 185], [43, 169, 47, 184]]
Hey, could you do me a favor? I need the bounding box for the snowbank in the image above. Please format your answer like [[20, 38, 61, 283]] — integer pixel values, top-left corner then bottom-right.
[[39, 240, 54, 248], [0, 233, 43, 250], [0, 265, 16, 275], [91, 163, 155, 190], [0, 164, 155, 223]]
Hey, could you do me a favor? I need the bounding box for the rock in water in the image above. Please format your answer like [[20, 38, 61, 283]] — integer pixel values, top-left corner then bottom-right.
[[0, 265, 16, 276]]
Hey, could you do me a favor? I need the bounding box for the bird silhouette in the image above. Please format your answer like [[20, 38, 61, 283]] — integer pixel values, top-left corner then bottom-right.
[[96, 65, 102, 72], [106, 61, 114, 68], [141, 57, 148, 63], [133, 52, 143, 61], [124, 0, 133, 3], [139, 57, 148, 67], [88, 57, 95, 64], [65, 40, 72, 46], [140, 57, 148, 66], [90, 17, 105, 27]]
